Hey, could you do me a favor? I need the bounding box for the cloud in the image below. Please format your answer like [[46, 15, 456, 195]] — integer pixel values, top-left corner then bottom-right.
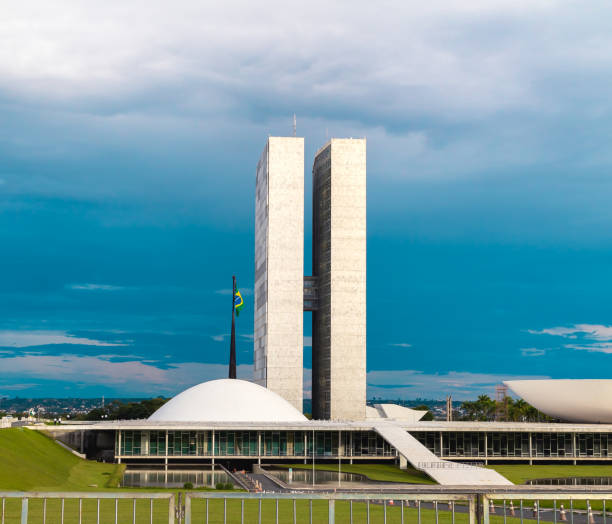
[[528, 324, 612, 355], [528, 324, 612, 340], [565, 343, 612, 354], [0, 352, 252, 395], [304, 336, 312, 347], [521, 347, 547, 357], [67, 283, 126, 291], [0, 330, 127, 348], [389, 343, 412, 348], [366, 369, 549, 400], [215, 288, 253, 296]]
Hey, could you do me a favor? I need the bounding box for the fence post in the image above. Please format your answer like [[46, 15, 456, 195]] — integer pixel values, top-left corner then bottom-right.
[[185, 494, 191, 524], [329, 499, 335, 524], [483, 496, 490, 524], [21, 498, 28, 524], [169, 494, 176, 524], [469, 496, 477, 524]]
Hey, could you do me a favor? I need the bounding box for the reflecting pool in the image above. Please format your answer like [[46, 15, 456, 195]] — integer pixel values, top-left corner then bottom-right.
[[267, 468, 370, 486], [121, 468, 233, 488]]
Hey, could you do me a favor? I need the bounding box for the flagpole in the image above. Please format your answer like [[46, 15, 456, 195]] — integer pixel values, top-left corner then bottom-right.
[[229, 275, 237, 379]]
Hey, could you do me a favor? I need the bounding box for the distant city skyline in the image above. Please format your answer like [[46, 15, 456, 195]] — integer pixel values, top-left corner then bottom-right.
[[2, 1, 612, 399]]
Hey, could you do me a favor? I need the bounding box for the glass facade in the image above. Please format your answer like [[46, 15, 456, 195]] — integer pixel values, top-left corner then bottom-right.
[[116, 429, 612, 460], [414, 432, 612, 459], [116, 430, 393, 458]]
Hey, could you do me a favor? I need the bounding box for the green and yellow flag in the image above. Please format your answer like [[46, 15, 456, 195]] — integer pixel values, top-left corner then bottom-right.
[[233, 285, 244, 316]]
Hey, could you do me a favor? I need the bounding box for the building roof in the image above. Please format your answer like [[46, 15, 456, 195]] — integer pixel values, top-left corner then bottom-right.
[[505, 379, 612, 423], [366, 404, 428, 422], [147, 379, 308, 423]]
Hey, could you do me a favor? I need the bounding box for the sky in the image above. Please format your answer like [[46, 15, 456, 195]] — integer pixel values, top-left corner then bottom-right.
[[1, 0, 612, 400]]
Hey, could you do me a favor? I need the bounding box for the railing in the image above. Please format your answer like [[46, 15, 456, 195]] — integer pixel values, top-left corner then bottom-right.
[[4, 489, 612, 524], [0, 491, 174, 524], [184, 492, 475, 524]]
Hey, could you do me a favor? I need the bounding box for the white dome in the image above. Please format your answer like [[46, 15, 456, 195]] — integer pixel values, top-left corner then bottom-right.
[[149, 379, 307, 422], [505, 379, 612, 423]]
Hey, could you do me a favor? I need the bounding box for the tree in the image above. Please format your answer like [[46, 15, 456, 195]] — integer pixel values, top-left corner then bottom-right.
[[413, 404, 435, 421], [80, 397, 168, 421]]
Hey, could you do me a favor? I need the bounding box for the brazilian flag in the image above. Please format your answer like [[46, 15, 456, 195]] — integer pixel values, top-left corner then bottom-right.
[[233, 286, 244, 317]]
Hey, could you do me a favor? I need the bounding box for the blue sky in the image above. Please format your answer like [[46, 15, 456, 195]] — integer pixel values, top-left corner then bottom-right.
[[1, 1, 612, 400]]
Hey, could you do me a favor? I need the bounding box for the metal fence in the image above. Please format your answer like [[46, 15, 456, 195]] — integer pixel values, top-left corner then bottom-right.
[[3, 490, 612, 524], [0, 491, 174, 524]]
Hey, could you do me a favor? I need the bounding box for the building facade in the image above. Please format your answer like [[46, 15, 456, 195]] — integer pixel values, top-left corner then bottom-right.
[[312, 139, 367, 420], [253, 137, 304, 412]]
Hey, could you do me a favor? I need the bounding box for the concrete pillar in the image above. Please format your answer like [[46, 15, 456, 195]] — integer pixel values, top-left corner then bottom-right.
[[117, 431, 122, 464], [529, 432, 533, 465], [258, 431, 261, 465], [484, 432, 488, 465], [573, 433, 577, 465], [165, 431, 169, 471], [439, 432, 443, 458], [399, 454, 408, 470], [212, 430, 215, 466]]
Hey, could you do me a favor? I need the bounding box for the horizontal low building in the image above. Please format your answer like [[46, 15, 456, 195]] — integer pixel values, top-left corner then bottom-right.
[[40, 380, 612, 476]]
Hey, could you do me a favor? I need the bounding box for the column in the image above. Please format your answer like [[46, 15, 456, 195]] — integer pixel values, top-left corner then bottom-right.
[[529, 432, 533, 465], [258, 431, 261, 465], [484, 432, 488, 465], [164, 430, 168, 474], [117, 430, 122, 464]]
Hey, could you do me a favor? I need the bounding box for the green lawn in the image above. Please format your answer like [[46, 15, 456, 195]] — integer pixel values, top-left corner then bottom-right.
[[0, 427, 123, 491], [489, 464, 612, 484], [279, 462, 436, 484]]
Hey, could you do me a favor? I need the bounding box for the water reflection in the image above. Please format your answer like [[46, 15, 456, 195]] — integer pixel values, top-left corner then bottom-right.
[[268, 468, 369, 486], [526, 477, 612, 486], [122, 468, 233, 488]]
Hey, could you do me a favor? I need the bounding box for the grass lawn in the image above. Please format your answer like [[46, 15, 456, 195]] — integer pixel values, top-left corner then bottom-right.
[[279, 462, 435, 484], [0, 427, 124, 491], [489, 464, 612, 484]]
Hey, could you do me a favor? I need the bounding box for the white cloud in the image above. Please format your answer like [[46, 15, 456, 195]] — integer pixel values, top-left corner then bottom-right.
[[215, 288, 253, 296], [67, 283, 125, 291], [0, 330, 126, 348], [304, 336, 312, 347], [528, 324, 612, 340], [389, 343, 412, 348], [521, 347, 547, 357], [0, 352, 252, 395], [565, 342, 612, 354], [528, 324, 612, 354], [366, 369, 549, 400]]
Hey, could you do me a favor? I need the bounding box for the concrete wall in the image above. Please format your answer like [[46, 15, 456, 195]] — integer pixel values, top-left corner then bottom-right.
[[254, 137, 304, 412]]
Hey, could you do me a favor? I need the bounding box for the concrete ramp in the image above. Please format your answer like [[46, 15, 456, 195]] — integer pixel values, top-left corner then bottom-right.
[[373, 423, 512, 486]]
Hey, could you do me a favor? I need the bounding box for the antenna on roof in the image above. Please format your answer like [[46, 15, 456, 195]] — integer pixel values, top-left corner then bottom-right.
[[293, 114, 297, 137]]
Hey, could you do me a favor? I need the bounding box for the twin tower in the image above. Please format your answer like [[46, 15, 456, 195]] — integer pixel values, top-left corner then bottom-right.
[[253, 137, 366, 421]]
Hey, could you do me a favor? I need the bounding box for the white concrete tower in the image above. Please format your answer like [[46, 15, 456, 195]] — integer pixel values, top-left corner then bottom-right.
[[254, 137, 304, 412], [312, 138, 367, 421]]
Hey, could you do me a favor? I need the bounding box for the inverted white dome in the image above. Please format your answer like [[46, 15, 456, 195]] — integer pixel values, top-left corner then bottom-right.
[[149, 379, 307, 422], [505, 379, 612, 423]]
